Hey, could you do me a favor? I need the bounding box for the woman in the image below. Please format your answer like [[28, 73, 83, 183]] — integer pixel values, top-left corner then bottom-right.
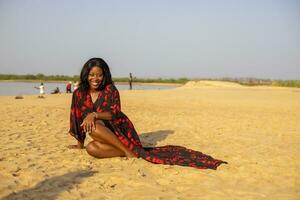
[[68, 58, 227, 170]]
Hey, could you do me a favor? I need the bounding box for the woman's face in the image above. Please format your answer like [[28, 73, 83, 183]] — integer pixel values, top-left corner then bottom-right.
[[88, 66, 103, 90]]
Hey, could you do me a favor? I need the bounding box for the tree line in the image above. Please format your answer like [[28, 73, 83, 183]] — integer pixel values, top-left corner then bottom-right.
[[0, 73, 189, 84]]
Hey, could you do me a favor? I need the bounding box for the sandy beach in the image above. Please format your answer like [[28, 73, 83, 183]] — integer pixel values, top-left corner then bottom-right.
[[0, 81, 299, 200]]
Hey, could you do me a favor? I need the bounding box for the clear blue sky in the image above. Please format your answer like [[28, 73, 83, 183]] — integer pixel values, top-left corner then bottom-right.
[[0, 0, 299, 79]]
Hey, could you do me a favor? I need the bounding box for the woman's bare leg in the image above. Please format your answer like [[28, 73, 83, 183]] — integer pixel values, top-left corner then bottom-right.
[[88, 122, 135, 158], [86, 140, 125, 158]]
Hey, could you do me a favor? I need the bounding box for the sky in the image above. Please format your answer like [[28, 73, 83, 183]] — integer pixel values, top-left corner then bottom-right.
[[0, 0, 299, 79]]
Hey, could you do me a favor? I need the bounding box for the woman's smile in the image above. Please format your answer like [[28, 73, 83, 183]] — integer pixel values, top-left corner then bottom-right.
[[88, 66, 103, 90]]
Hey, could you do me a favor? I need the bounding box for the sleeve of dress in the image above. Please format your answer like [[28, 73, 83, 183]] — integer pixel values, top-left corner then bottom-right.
[[107, 85, 121, 121], [69, 91, 86, 143]]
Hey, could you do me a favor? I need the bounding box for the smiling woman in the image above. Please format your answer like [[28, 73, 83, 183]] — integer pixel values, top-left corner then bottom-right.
[[68, 58, 227, 169], [78, 58, 112, 91], [87, 67, 103, 103], [88, 68, 103, 89]]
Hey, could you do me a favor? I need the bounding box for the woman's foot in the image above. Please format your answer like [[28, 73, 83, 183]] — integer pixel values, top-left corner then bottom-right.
[[67, 145, 82, 149], [125, 151, 136, 158], [67, 142, 84, 149]]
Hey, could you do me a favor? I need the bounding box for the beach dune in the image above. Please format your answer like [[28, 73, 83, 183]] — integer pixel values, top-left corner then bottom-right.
[[0, 81, 299, 199]]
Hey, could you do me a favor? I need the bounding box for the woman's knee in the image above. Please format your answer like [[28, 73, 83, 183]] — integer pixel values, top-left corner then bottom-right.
[[89, 124, 106, 140], [88, 129, 98, 138], [86, 141, 101, 157]]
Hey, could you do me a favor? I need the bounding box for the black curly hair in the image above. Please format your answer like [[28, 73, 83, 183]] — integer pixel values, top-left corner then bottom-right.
[[79, 58, 113, 91]]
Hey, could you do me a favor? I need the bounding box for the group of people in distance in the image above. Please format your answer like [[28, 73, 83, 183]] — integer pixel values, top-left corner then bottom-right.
[[66, 81, 79, 93], [34, 81, 79, 97], [35, 72, 135, 97]]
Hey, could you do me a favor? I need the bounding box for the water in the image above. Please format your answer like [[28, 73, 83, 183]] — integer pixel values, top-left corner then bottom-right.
[[0, 82, 178, 96]]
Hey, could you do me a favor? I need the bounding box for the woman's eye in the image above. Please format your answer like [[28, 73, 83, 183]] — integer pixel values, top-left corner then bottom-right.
[[89, 74, 102, 77]]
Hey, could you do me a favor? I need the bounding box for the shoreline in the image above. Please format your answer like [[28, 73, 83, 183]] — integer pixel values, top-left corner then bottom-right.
[[1, 79, 299, 89], [115, 81, 183, 86]]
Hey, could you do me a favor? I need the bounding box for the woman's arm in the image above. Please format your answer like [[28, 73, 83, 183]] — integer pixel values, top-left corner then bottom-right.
[[80, 111, 112, 133], [94, 111, 112, 120], [80, 84, 121, 132]]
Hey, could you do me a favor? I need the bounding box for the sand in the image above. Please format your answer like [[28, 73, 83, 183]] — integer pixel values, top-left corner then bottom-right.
[[0, 81, 299, 200]]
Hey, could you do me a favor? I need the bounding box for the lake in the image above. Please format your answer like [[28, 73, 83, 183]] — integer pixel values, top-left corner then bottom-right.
[[0, 82, 179, 96]]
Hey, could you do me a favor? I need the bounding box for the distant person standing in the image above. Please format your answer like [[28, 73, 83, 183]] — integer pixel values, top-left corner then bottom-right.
[[66, 81, 72, 93], [129, 73, 133, 90], [34, 82, 45, 98]]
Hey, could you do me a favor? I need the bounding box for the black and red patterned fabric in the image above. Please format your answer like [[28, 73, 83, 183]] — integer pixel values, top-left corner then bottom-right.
[[69, 84, 227, 170]]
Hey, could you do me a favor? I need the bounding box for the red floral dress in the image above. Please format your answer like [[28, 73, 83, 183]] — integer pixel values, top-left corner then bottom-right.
[[69, 84, 227, 170]]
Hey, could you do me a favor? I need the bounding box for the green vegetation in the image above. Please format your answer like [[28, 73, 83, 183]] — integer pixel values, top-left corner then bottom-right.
[[0, 74, 189, 84], [205, 78, 300, 88], [0, 74, 79, 82], [271, 80, 300, 88], [123, 77, 189, 84], [0, 74, 299, 87]]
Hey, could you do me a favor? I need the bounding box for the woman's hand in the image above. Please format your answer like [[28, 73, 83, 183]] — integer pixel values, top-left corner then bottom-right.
[[80, 112, 97, 133]]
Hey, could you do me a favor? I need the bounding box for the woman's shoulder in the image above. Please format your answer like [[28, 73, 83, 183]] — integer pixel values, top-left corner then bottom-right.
[[73, 86, 86, 97], [105, 83, 118, 92]]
